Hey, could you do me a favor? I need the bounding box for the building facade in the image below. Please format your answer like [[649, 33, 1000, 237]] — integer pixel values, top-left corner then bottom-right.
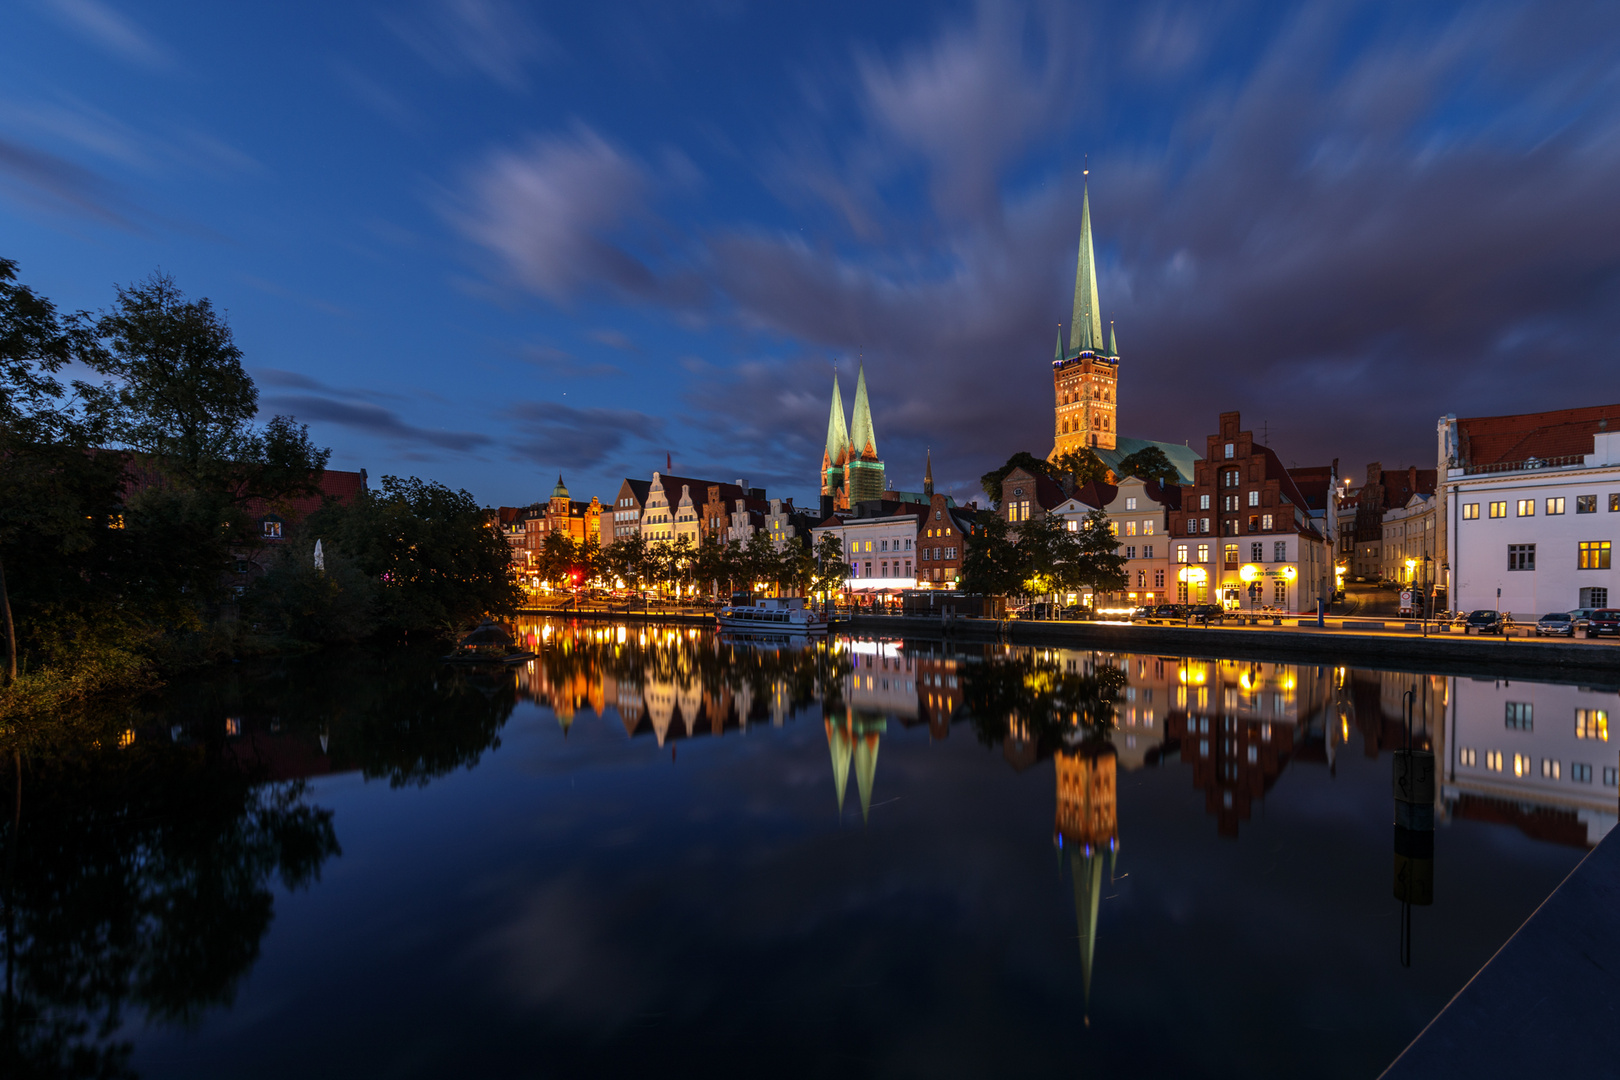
[[1165, 411, 1332, 613], [811, 502, 922, 591], [1440, 408, 1620, 617], [914, 492, 976, 586]]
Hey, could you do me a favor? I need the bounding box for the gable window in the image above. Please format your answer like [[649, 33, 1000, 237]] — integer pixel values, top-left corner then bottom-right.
[[1508, 543, 1535, 571], [1224, 443, 1234, 459], [1125, 497, 1137, 510], [261, 517, 283, 539]]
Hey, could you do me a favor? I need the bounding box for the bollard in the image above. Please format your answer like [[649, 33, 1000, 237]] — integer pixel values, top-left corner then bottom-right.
[[1393, 747, 1435, 908]]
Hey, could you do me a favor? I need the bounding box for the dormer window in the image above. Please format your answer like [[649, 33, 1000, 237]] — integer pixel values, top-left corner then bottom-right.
[[261, 516, 283, 539]]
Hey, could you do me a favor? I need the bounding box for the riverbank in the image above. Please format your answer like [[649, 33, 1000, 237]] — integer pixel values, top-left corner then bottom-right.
[[1380, 823, 1620, 1078], [840, 614, 1620, 682]]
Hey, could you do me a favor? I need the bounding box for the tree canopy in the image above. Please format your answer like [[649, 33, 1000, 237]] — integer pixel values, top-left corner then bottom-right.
[[1115, 445, 1180, 486]]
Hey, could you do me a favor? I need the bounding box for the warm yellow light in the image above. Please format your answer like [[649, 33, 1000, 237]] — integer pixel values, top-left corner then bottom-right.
[[1405, 559, 1416, 570], [1178, 566, 1207, 583], [1282, 566, 1297, 580], [1239, 564, 1258, 582]]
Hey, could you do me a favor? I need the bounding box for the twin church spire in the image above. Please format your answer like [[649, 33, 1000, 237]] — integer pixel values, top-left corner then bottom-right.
[[821, 363, 885, 511]]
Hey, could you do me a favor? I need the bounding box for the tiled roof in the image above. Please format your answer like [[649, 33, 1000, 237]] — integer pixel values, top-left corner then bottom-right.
[[1458, 403, 1620, 467], [1286, 465, 1336, 511]]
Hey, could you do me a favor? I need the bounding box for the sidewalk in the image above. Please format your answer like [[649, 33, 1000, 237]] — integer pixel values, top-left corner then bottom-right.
[[1380, 823, 1620, 1078]]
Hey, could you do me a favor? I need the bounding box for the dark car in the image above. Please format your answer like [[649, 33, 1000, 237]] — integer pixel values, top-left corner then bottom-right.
[[1187, 603, 1227, 624], [1464, 609, 1509, 634], [1536, 612, 1576, 637], [1587, 609, 1620, 637], [1150, 604, 1184, 620]]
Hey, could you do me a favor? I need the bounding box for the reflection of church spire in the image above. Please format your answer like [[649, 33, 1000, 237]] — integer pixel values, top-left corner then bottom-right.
[[826, 715, 853, 814], [854, 728, 880, 824], [1054, 748, 1118, 1023]]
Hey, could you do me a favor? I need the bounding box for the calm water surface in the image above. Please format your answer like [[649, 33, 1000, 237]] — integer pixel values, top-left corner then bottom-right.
[[5, 620, 1613, 1078]]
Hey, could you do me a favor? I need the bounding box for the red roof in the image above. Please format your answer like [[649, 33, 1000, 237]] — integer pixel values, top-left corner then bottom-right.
[[1458, 403, 1620, 467], [243, 468, 367, 525]]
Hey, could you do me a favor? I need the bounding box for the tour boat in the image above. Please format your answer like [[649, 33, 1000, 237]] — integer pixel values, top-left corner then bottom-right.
[[716, 596, 829, 636]]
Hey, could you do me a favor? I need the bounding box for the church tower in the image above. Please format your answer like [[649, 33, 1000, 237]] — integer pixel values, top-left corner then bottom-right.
[[821, 371, 851, 512], [1051, 178, 1120, 457], [844, 364, 887, 505]]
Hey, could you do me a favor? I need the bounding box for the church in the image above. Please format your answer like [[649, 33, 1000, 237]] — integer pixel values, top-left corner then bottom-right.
[[1049, 178, 1199, 485], [820, 363, 886, 514]]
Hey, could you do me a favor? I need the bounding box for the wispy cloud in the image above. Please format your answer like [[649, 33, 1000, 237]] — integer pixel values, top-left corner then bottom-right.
[[385, 0, 554, 92], [505, 399, 664, 470], [0, 136, 132, 226], [43, 0, 176, 70]]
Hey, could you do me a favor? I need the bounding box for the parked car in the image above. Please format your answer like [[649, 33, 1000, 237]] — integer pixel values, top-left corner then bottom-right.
[[1536, 612, 1576, 637], [1464, 609, 1509, 634], [1567, 608, 1601, 632], [1187, 603, 1227, 624], [1586, 609, 1620, 637], [1149, 604, 1184, 620]]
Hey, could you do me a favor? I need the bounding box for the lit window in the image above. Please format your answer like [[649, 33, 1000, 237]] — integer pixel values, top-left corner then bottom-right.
[[1513, 753, 1529, 777], [1577, 495, 1596, 514], [1516, 499, 1534, 517], [1486, 750, 1503, 771], [1459, 748, 1477, 766], [1262, 514, 1273, 529], [1197, 544, 1210, 563], [1489, 502, 1507, 518], [1546, 497, 1565, 515], [1176, 545, 1188, 563], [1200, 494, 1210, 510], [1224, 443, 1234, 459], [1463, 503, 1479, 519], [1575, 709, 1608, 741], [261, 518, 283, 538], [1542, 758, 1561, 779], [1125, 497, 1137, 510], [1579, 541, 1611, 570], [1248, 490, 1259, 507]]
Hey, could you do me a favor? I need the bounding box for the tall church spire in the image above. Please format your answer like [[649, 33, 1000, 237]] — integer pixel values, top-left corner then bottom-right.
[[1068, 180, 1103, 355], [824, 370, 850, 465], [1108, 320, 1117, 357], [849, 363, 877, 461], [1054, 327, 1064, 362], [923, 448, 934, 497]]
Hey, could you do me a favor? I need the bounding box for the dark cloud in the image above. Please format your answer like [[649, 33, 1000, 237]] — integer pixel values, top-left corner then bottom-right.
[[267, 392, 492, 453], [452, 2, 1620, 504], [505, 399, 665, 471]]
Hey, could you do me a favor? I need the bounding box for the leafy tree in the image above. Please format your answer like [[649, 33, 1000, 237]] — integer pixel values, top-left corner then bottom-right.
[[538, 531, 576, 588], [1048, 447, 1109, 488], [1065, 508, 1130, 594], [1115, 445, 1180, 486], [810, 532, 850, 608], [308, 475, 520, 636], [960, 515, 1027, 597], [743, 530, 780, 594], [604, 533, 649, 597], [781, 535, 816, 597], [242, 535, 378, 644], [979, 451, 1050, 507]]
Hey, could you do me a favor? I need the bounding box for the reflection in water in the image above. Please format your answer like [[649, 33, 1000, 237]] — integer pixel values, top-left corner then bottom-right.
[[0, 717, 339, 1078]]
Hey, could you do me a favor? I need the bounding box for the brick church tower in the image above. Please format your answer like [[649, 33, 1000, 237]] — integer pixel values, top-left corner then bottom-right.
[[1051, 177, 1120, 457]]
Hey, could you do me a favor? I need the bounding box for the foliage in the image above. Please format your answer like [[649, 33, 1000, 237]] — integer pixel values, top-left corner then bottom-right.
[[979, 451, 1051, 506], [810, 532, 850, 605], [306, 475, 521, 637], [961, 650, 1127, 751], [242, 536, 378, 645], [1114, 445, 1180, 486], [1048, 447, 1109, 488], [961, 508, 1127, 600], [960, 515, 1027, 597]]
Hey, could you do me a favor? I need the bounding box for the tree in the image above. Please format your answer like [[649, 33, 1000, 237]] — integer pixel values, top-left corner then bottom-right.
[[781, 536, 816, 597], [979, 451, 1050, 507], [308, 475, 520, 636], [538, 531, 576, 589], [1063, 508, 1130, 595], [605, 533, 649, 597], [1115, 445, 1179, 486], [1049, 447, 1109, 488], [960, 515, 1027, 597], [810, 533, 849, 609], [743, 530, 779, 594]]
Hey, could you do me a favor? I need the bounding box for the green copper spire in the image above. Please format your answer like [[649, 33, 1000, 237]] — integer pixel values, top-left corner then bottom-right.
[[1054, 327, 1064, 362], [1108, 320, 1117, 357], [923, 448, 934, 497], [849, 363, 877, 461], [827, 719, 852, 815], [1071, 846, 1105, 1017], [552, 474, 569, 499], [1068, 181, 1103, 355], [824, 370, 850, 465]]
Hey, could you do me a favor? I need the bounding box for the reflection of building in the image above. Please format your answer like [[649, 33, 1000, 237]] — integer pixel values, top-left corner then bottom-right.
[[1163, 659, 1332, 836], [1445, 678, 1619, 846], [1054, 748, 1117, 1015]]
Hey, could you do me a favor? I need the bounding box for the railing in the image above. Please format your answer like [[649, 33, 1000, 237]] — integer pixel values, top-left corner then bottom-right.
[[1463, 453, 1587, 475]]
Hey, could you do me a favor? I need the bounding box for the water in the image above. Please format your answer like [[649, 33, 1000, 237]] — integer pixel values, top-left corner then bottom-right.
[[3, 620, 1612, 1078]]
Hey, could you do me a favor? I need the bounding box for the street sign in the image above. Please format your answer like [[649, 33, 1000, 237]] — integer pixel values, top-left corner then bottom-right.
[[1400, 590, 1412, 608]]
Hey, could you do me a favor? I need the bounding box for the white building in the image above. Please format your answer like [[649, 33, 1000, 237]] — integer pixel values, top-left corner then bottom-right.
[[1381, 492, 1438, 591], [1049, 477, 1178, 609], [1440, 410, 1620, 617], [811, 504, 922, 591]]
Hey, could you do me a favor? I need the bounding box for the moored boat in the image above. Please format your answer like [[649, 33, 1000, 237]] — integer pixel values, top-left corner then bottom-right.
[[716, 596, 828, 635]]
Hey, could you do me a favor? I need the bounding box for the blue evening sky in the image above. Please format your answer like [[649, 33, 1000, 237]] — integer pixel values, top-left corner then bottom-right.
[[5, 1, 1618, 508]]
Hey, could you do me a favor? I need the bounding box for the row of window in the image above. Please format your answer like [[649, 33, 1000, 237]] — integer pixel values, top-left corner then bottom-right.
[[1502, 541, 1612, 571], [1121, 545, 1155, 559], [1459, 747, 1618, 785], [1175, 541, 1290, 563], [849, 538, 913, 554], [851, 560, 912, 578], [1183, 514, 1276, 535], [1499, 704, 1608, 739], [1464, 494, 1620, 520]]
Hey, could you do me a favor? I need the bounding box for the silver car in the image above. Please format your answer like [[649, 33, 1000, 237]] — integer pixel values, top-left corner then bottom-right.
[[1536, 612, 1576, 636], [1568, 608, 1601, 633]]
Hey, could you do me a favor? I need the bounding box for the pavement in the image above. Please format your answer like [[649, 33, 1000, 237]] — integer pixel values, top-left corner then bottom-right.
[[1380, 823, 1620, 1078]]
